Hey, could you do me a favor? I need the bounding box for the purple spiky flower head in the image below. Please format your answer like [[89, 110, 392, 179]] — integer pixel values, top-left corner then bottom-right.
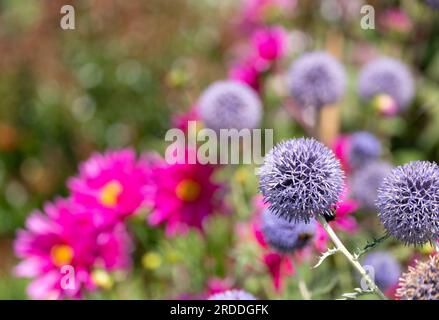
[[358, 57, 414, 111], [348, 131, 382, 169], [376, 161, 439, 245], [288, 51, 346, 108], [350, 161, 393, 210], [258, 138, 344, 223], [362, 251, 401, 291], [425, 0, 439, 10], [198, 80, 262, 131], [397, 255, 439, 300], [261, 208, 317, 253], [208, 289, 257, 300]]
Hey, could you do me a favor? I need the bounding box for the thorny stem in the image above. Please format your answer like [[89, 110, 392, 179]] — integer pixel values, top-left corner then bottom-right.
[[316, 215, 387, 300]]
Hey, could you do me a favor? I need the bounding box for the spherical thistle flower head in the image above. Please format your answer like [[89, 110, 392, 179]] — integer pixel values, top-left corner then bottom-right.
[[208, 289, 257, 300], [348, 131, 382, 169], [397, 255, 439, 300], [362, 251, 401, 291], [258, 138, 344, 223], [198, 80, 262, 132], [376, 161, 439, 245], [358, 57, 414, 111], [288, 51, 346, 108], [350, 161, 393, 210], [261, 208, 317, 253]]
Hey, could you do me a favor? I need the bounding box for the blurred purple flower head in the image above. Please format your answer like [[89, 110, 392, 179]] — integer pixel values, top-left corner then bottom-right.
[[350, 161, 393, 210], [425, 0, 439, 10], [198, 80, 262, 131], [208, 289, 257, 300], [261, 208, 317, 253], [397, 255, 439, 300], [288, 51, 346, 108], [348, 131, 382, 169], [258, 138, 344, 223], [376, 161, 439, 245], [358, 57, 414, 111], [362, 251, 401, 291]]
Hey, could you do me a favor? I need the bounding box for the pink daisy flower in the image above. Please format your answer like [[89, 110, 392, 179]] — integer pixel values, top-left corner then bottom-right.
[[14, 199, 132, 299], [147, 149, 225, 235], [68, 149, 152, 227]]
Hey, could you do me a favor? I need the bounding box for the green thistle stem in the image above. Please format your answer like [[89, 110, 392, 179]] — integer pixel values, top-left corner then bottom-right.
[[316, 215, 387, 300]]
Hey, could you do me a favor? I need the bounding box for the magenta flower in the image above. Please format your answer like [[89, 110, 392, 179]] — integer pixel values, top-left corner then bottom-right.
[[251, 26, 288, 62], [240, 0, 296, 27], [315, 189, 359, 252], [147, 149, 225, 235], [14, 199, 132, 299], [68, 149, 152, 226], [171, 106, 200, 132], [229, 59, 261, 91]]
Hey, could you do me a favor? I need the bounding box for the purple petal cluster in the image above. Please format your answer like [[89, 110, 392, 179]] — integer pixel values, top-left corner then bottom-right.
[[261, 208, 317, 253], [208, 289, 257, 300], [198, 80, 262, 131], [397, 255, 439, 300], [362, 251, 401, 291], [258, 138, 344, 223], [288, 51, 346, 108], [349, 131, 382, 169], [376, 161, 439, 245], [358, 57, 414, 111], [350, 161, 393, 210]]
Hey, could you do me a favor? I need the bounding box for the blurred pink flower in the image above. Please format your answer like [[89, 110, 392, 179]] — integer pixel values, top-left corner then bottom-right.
[[332, 135, 351, 173], [315, 190, 359, 252], [379, 9, 412, 34], [14, 199, 132, 299], [171, 106, 200, 132], [147, 149, 225, 235], [251, 26, 288, 61], [240, 0, 296, 27], [251, 196, 295, 292], [229, 59, 261, 91], [68, 149, 152, 227]]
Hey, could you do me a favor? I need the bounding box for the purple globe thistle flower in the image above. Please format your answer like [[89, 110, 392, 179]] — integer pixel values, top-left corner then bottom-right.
[[358, 57, 414, 111], [208, 289, 257, 300], [198, 80, 262, 131], [348, 131, 382, 169], [362, 251, 401, 291], [261, 208, 317, 253], [350, 161, 393, 210], [397, 255, 439, 300], [258, 138, 344, 223], [425, 0, 439, 10], [288, 51, 346, 108], [376, 161, 439, 245]]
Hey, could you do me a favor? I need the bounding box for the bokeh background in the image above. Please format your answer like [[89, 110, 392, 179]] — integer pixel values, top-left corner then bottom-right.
[[0, 0, 438, 299]]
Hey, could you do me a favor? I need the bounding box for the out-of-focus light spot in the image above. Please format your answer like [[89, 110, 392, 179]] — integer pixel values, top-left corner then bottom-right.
[[78, 63, 103, 88], [71, 95, 96, 122], [106, 123, 131, 148], [320, 0, 343, 22], [5, 181, 28, 208], [116, 60, 142, 87], [142, 252, 162, 270]]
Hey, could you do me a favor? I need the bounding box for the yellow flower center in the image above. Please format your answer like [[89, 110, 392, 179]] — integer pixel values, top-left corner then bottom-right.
[[175, 179, 201, 202], [100, 180, 123, 208], [50, 244, 74, 267], [141, 252, 162, 270]]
